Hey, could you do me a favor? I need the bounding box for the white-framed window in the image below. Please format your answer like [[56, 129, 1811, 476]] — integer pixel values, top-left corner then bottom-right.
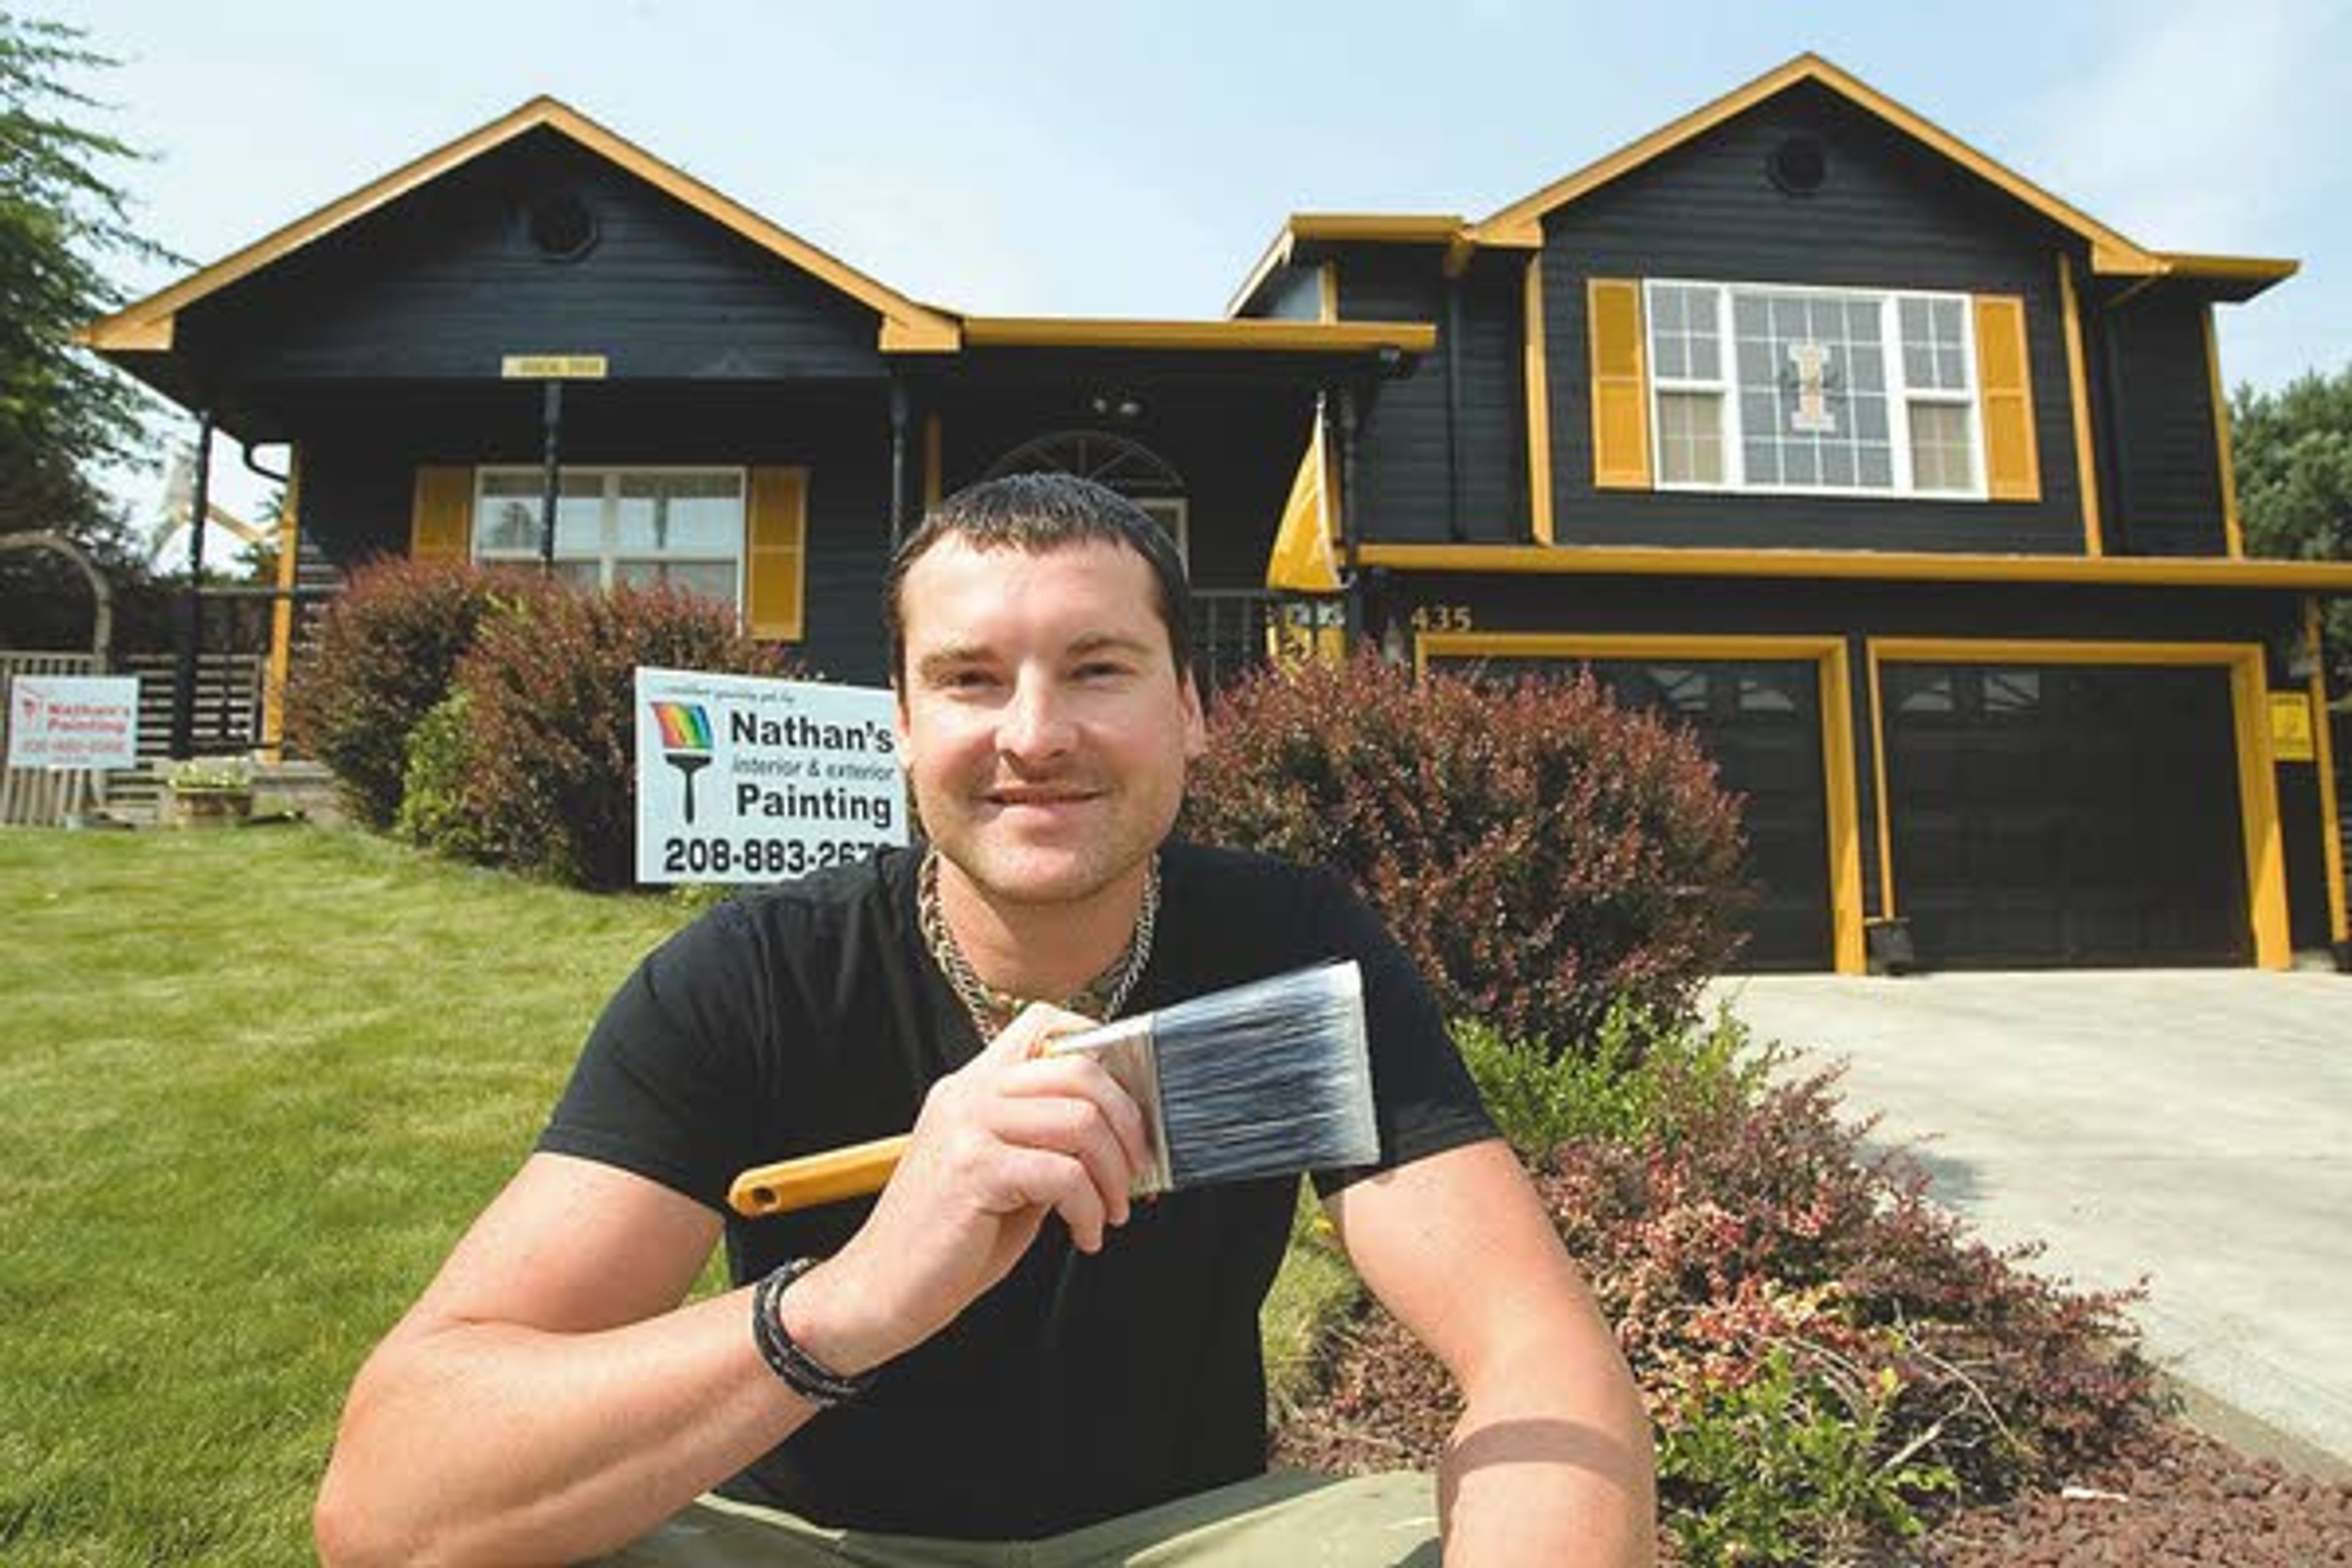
[[472, 467, 746, 607], [1643, 280, 1984, 499]]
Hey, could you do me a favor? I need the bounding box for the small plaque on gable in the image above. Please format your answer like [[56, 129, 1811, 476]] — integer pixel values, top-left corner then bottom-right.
[[2269, 692, 2316, 763], [500, 354, 608, 380]]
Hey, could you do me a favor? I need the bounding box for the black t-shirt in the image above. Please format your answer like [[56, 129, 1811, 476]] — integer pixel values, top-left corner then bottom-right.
[[540, 840, 1494, 1540]]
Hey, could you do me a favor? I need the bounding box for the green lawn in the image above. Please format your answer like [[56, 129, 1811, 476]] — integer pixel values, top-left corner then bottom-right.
[[0, 826, 1357, 1565]]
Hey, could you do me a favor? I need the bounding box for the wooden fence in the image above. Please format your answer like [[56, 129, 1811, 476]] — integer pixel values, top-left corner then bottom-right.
[[1, 650, 265, 826]]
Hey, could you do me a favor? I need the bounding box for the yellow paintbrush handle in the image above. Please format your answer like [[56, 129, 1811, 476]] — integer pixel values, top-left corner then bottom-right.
[[728, 1134, 911, 1217]]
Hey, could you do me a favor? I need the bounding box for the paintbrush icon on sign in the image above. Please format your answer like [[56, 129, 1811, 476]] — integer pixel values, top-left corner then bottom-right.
[[650, 701, 714, 823]]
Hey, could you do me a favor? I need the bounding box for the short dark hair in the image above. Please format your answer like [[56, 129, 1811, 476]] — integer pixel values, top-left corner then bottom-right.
[[883, 471, 1195, 686]]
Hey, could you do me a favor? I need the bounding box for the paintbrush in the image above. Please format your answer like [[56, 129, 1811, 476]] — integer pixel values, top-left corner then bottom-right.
[[727, 960, 1378, 1218]]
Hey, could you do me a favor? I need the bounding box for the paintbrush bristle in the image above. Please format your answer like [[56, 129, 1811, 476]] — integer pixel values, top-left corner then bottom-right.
[[1139, 960, 1378, 1189]]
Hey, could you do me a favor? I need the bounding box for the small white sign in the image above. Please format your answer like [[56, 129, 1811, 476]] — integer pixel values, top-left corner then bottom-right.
[[634, 668, 908, 884], [6, 676, 141, 771]]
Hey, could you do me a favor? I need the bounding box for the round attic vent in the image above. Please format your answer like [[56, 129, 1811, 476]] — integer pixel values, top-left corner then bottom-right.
[[527, 192, 598, 261], [1766, 134, 1828, 196]]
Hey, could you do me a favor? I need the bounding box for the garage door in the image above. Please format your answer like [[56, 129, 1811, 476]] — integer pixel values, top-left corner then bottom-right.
[[1588, 662, 1832, 970], [1882, 663, 2248, 966]]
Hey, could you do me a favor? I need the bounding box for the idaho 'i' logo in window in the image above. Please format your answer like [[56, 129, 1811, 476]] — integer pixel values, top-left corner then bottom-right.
[[650, 701, 714, 823]]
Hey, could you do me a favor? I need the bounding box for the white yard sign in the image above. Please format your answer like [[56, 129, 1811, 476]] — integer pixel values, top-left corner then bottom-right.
[[634, 668, 907, 884], [6, 676, 141, 771]]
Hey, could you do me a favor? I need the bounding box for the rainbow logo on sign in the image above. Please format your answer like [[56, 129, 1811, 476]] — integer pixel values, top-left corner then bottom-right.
[[652, 702, 714, 752], [649, 701, 715, 823]]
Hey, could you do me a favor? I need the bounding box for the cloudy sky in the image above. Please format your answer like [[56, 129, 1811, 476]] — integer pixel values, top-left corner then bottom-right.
[[64, 0, 2352, 528]]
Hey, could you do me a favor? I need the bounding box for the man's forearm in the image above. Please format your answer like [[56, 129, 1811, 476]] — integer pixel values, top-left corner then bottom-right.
[[315, 1287, 816, 1568], [1438, 1371, 1657, 1568]]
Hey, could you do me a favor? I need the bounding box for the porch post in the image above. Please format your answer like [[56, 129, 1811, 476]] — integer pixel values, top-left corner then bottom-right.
[[1335, 382, 1363, 654], [538, 380, 564, 573], [171, 410, 214, 760], [888, 380, 911, 548]]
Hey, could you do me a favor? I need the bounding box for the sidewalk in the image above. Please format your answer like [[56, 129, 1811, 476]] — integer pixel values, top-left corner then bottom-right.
[[1703, 969, 2352, 1477]]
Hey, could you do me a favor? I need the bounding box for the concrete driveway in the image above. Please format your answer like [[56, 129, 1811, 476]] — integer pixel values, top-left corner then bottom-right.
[[1702, 968, 2352, 1477]]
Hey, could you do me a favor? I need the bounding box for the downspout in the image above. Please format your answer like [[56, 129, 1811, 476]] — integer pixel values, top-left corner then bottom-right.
[[1445, 276, 1466, 541]]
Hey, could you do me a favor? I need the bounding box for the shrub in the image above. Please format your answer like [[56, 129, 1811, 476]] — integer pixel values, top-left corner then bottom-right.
[[1275, 1014, 2162, 1562], [452, 584, 794, 890], [1182, 655, 1747, 1052], [284, 559, 540, 827], [1453, 1004, 1774, 1159], [393, 690, 492, 862]]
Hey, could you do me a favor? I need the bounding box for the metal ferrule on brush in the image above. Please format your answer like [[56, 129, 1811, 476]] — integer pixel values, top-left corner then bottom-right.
[[1047, 960, 1377, 1196], [1048, 1015, 1175, 1196]]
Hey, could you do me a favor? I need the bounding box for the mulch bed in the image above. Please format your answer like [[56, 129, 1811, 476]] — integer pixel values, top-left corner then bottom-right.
[[1272, 1306, 2352, 1565]]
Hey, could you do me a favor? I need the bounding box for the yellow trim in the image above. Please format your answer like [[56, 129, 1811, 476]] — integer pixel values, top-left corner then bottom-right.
[[2059, 257, 2103, 556], [1866, 643, 1897, 919], [79, 97, 961, 356], [1266, 415, 1342, 594], [1523, 258, 1555, 543], [922, 414, 943, 510], [1355, 541, 2352, 590], [745, 466, 809, 642], [2158, 252, 2299, 288], [957, 316, 1436, 355], [1469, 55, 2165, 277], [1586, 278, 1651, 491], [1869, 637, 2289, 970], [261, 450, 302, 760], [2205, 307, 2245, 559], [1319, 263, 1339, 325], [409, 466, 473, 562], [1289, 213, 1469, 244], [2310, 600, 2349, 945], [1973, 293, 2040, 502], [1415, 631, 1867, 976]]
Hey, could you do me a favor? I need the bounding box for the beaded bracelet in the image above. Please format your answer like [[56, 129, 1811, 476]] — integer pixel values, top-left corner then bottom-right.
[[751, 1257, 875, 1409]]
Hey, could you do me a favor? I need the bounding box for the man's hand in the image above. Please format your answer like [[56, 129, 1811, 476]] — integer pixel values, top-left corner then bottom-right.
[[783, 1003, 1156, 1375]]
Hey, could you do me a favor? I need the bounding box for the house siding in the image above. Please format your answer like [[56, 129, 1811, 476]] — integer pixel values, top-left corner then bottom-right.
[[178, 130, 888, 385], [2101, 295, 2231, 557]]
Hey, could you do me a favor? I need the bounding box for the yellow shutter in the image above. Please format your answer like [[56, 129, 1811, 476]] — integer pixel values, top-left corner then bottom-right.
[[410, 466, 474, 561], [745, 466, 809, 642], [1588, 279, 1651, 489], [1974, 295, 2041, 502]]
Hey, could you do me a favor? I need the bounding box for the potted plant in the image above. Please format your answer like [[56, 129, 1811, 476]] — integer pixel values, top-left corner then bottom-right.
[[165, 755, 256, 827]]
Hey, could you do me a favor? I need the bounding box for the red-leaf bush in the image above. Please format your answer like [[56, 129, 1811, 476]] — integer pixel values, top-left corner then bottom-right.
[[1276, 1019, 2162, 1562], [285, 559, 545, 827], [450, 584, 795, 890], [1181, 655, 1748, 1053]]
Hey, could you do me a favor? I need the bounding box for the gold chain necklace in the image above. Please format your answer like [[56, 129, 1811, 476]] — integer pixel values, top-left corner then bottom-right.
[[917, 847, 1159, 1041]]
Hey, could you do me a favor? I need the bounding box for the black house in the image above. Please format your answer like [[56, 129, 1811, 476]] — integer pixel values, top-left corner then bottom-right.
[[88, 55, 2351, 973]]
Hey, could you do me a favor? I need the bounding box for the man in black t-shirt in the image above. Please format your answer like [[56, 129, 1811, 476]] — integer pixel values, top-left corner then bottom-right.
[[314, 475, 1656, 1567]]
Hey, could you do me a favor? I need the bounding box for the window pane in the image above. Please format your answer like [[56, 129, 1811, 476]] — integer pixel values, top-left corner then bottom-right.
[[1657, 391, 1724, 483], [1729, 287, 1893, 492], [616, 472, 742, 554], [1734, 295, 1769, 337], [1654, 334, 1687, 379], [617, 559, 736, 604], [1909, 401, 1973, 491], [1687, 331, 1720, 382], [1858, 445, 1893, 486], [477, 472, 599, 556]]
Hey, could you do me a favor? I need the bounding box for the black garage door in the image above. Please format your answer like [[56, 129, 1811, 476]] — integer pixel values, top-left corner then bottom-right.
[[1882, 663, 2249, 966], [1590, 662, 1832, 970]]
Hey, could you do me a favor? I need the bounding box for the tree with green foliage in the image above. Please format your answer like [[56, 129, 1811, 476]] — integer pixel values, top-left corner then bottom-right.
[[2232, 366, 2352, 692], [1, 8, 173, 641]]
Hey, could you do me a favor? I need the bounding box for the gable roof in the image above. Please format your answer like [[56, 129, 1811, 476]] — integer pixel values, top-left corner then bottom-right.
[[1228, 54, 2295, 314], [1471, 53, 2166, 271], [78, 96, 965, 355]]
